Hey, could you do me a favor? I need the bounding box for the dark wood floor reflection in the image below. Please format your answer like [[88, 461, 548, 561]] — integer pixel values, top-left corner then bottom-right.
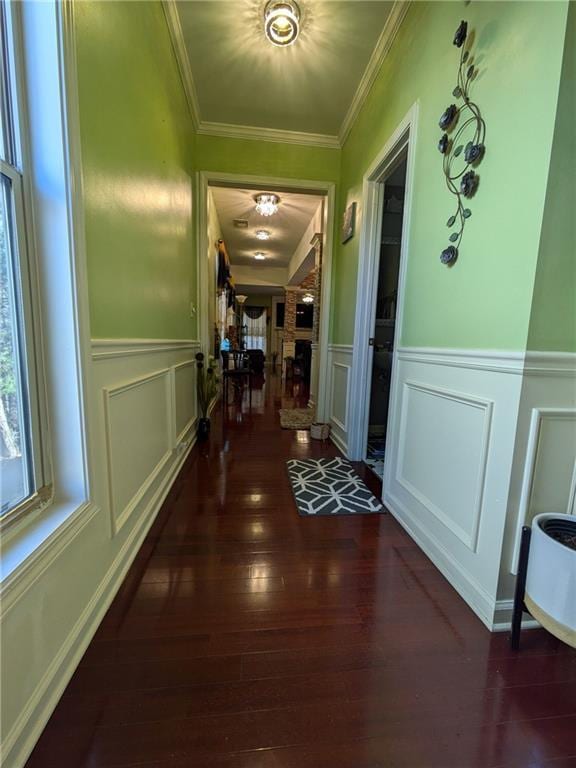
[[26, 373, 576, 767]]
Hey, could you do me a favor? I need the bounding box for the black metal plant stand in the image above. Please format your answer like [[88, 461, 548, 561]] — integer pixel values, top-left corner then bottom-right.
[[510, 525, 532, 651]]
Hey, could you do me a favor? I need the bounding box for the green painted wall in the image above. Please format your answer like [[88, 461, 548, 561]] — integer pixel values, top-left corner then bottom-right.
[[527, 2, 576, 352], [333, 1, 569, 348], [195, 134, 340, 183], [76, 1, 197, 339]]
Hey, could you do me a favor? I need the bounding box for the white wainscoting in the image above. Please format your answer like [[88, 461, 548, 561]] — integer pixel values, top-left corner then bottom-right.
[[396, 380, 493, 553], [326, 345, 353, 453], [495, 353, 576, 627], [92, 339, 200, 537], [382, 347, 576, 631], [383, 347, 524, 630], [1, 339, 201, 768]]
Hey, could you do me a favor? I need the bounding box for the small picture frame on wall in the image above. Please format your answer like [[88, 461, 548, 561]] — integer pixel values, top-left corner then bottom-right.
[[341, 202, 356, 244]]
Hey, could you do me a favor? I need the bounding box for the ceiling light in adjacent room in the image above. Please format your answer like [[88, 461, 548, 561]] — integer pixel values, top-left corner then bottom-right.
[[264, 0, 300, 47], [256, 229, 271, 240], [254, 252, 266, 260], [302, 293, 314, 304], [254, 193, 280, 217]]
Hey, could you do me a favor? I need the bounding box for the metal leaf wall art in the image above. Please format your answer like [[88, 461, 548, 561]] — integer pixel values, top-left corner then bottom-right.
[[438, 20, 486, 266]]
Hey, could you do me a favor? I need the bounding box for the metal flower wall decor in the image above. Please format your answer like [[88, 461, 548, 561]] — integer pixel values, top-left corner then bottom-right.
[[437, 20, 486, 266]]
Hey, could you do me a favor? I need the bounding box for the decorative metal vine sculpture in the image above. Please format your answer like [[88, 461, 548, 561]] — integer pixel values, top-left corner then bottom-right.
[[438, 20, 486, 266]]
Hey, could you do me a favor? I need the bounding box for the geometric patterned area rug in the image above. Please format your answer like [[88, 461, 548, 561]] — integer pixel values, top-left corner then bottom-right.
[[279, 408, 314, 429], [287, 457, 384, 516]]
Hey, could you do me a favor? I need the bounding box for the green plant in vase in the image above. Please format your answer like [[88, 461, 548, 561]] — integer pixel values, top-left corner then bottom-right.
[[195, 352, 220, 440]]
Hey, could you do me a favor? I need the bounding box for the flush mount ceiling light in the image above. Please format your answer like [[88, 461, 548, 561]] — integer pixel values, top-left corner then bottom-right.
[[254, 193, 280, 217], [302, 293, 314, 304], [254, 252, 266, 260], [255, 229, 271, 240], [264, 0, 300, 47]]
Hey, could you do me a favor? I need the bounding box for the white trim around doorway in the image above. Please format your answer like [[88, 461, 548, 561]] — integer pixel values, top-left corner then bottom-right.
[[348, 102, 419, 463], [196, 171, 336, 423]]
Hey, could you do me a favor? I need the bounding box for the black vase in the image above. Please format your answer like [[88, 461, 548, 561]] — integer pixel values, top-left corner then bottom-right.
[[197, 417, 210, 441]]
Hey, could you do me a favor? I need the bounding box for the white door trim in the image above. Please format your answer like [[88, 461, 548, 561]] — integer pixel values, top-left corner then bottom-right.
[[348, 101, 419, 463], [196, 171, 336, 423]]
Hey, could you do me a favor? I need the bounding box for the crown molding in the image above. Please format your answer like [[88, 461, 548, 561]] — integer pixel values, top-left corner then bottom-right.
[[196, 121, 340, 149], [338, 0, 411, 146], [162, 0, 409, 150], [161, 0, 200, 130]]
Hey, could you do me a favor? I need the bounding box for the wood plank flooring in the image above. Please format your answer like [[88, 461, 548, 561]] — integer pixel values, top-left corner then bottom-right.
[[25, 373, 576, 767]]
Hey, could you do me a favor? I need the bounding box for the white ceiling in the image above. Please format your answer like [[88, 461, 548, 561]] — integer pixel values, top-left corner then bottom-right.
[[210, 185, 323, 268], [174, 1, 395, 137]]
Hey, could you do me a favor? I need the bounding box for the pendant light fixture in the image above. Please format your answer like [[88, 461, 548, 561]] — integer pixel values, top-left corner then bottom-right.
[[254, 193, 280, 217], [264, 0, 300, 47]]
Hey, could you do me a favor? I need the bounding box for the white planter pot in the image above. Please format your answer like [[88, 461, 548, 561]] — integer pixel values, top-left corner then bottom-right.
[[525, 513, 576, 648]]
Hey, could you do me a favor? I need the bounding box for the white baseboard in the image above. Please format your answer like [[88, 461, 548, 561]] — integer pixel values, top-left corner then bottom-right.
[[330, 429, 347, 455], [491, 599, 541, 633], [383, 488, 497, 631], [3, 434, 196, 768]]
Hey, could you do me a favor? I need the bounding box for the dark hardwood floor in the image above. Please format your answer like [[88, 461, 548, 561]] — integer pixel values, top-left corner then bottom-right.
[[26, 373, 576, 767]]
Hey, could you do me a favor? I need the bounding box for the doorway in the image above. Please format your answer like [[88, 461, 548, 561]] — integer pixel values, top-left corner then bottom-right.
[[348, 103, 418, 473], [197, 172, 336, 422], [364, 156, 407, 480]]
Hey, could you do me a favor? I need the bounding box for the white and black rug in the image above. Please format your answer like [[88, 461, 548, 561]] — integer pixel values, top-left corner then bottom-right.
[[287, 457, 384, 516]]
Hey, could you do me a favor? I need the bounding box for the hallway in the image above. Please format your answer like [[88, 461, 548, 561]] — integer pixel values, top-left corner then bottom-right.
[[25, 374, 576, 768]]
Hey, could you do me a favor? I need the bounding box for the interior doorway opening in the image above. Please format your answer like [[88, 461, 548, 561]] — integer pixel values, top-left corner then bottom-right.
[[198, 173, 335, 419], [364, 153, 408, 480]]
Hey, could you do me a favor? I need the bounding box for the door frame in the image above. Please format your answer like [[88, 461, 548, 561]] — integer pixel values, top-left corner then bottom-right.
[[348, 102, 419, 464], [196, 170, 336, 423]]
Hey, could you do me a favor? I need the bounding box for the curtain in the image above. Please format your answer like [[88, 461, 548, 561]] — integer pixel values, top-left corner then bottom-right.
[[243, 307, 267, 353]]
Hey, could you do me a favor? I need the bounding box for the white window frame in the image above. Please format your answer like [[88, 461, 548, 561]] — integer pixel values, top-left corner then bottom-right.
[[0, 0, 51, 528], [0, 0, 97, 587]]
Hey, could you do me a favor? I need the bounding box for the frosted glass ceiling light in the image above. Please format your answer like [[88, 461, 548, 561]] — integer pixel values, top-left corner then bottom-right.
[[302, 293, 314, 304], [256, 229, 271, 240], [254, 193, 280, 217], [254, 252, 266, 260], [264, 0, 300, 47]]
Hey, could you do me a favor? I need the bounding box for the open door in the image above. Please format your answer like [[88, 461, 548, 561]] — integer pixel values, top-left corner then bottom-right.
[[363, 155, 408, 480]]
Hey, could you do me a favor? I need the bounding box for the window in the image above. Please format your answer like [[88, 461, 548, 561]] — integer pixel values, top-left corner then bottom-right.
[[295, 302, 313, 329], [243, 307, 267, 353], [275, 302, 285, 328], [0, 1, 45, 521]]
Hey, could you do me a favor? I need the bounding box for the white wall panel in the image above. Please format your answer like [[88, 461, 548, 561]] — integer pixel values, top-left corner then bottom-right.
[[397, 381, 492, 552], [326, 345, 353, 454], [174, 361, 197, 441], [104, 370, 172, 533]]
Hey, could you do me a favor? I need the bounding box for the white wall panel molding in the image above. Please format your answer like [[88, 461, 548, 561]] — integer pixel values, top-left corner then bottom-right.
[[103, 369, 174, 535], [397, 347, 525, 375], [511, 407, 576, 573], [381, 348, 525, 630], [396, 380, 493, 552], [328, 344, 354, 354], [174, 360, 198, 443], [524, 350, 576, 377], [397, 347, 576, 376], [92, 338, 199, 360], [326, 346, 353, 455]]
